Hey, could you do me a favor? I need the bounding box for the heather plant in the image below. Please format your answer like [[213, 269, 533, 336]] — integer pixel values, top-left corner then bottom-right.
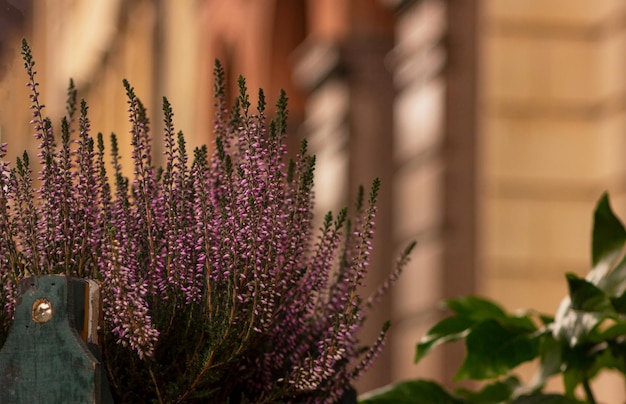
[[0, 39, 415, 403]]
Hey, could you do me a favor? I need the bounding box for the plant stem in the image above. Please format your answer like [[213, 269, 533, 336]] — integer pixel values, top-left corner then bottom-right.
[[177, 349, 217, 403], [582, 376, 597, 404], [149, 365, 163, 404]]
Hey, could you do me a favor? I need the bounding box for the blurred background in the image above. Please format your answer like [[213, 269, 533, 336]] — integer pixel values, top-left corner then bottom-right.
[[1, 0, 626, 400]]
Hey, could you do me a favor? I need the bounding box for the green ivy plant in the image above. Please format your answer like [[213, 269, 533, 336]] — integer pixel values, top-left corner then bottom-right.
[[360, 193, 626, 404]]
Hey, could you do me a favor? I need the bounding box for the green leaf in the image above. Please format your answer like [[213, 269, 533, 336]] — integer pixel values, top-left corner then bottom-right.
[[416, 297, 535, 366], [597, 255, 626, 294], [561, 343, 597, 397], [596, 320, 626, 340], [526, 333, 563, 392], [539, 314, 555, 325], [592, 344, 626, 374], [610, 291, 626, 314], [501, 313, 538, 331], [444, 296, 507, 322], [455, 376, 520, 403], [415, 316, 473, 363], [510, 393, 582, 404], [562, 366, 584, 399], [566, 274, 612, 313], [455, 319, 540, 381], [358, 379, 467, 404], [592, 193, 626, 266], [552, 296, 605, 347], [605, 341, 626, 373]]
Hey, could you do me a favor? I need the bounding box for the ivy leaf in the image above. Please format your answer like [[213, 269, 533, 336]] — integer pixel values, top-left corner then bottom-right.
[[525, 333, 563, 393], [591, 193, 626, 267], [610, 291, 626, 314], [561, 342, 605, 397], [538, 314, 555, 325], [553, 195, 626, 347], [416, 297, 528, 365], [416, 297, 534, 366], [552, 298, 602, 347], [510, 393, 582, 404], [585, 194, 626, 296], [553, 272, 614, 347], [597, 255, 626, 295], [595, 320, 626, 340], [444, 296, 507, 322], [605, 341, 626, 374], [455, 319, 540, 381], [593, 343, 626, 374], [358, 379, 467, 404], [455, 376, 520, 403], [566, 274, 613, 313], [415, 316, 473, 363]]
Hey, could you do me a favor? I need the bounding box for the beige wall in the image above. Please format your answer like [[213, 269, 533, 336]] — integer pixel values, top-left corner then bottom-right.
[[481, 1, 626, 309], [388, 0, 449, 383], [0, 3, 35, 166], [480, 0, 626, 400], [1, 0, 206, 174]]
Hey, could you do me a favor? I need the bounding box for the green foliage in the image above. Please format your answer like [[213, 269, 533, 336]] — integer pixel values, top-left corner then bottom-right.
[[361, 193, 626, 404], [360, 380, 467, 404], [455, 376, 520, 403], [455, 318, 539, 381], [592, 193, 626, 266]]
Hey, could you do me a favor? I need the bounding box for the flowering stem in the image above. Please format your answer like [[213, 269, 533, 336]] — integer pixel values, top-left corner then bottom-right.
[[176, 349, 216, 403], [149, 365, 163, 404]]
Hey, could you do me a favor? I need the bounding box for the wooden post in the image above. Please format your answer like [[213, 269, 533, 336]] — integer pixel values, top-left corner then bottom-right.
[[0, 275, 113, 403]]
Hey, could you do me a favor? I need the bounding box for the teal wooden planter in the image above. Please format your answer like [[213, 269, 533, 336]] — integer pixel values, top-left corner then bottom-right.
[[0, 275, 113, 403]]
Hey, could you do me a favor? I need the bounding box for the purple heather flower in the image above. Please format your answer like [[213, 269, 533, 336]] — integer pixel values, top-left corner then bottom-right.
[[0, 41, 416, 403]]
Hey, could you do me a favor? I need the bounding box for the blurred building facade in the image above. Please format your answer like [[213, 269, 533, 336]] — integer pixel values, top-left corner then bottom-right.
[[1, 0, 626, 399]]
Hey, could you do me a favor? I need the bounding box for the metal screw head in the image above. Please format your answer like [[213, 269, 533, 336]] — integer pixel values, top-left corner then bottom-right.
[[32, 298, 53, 323]]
